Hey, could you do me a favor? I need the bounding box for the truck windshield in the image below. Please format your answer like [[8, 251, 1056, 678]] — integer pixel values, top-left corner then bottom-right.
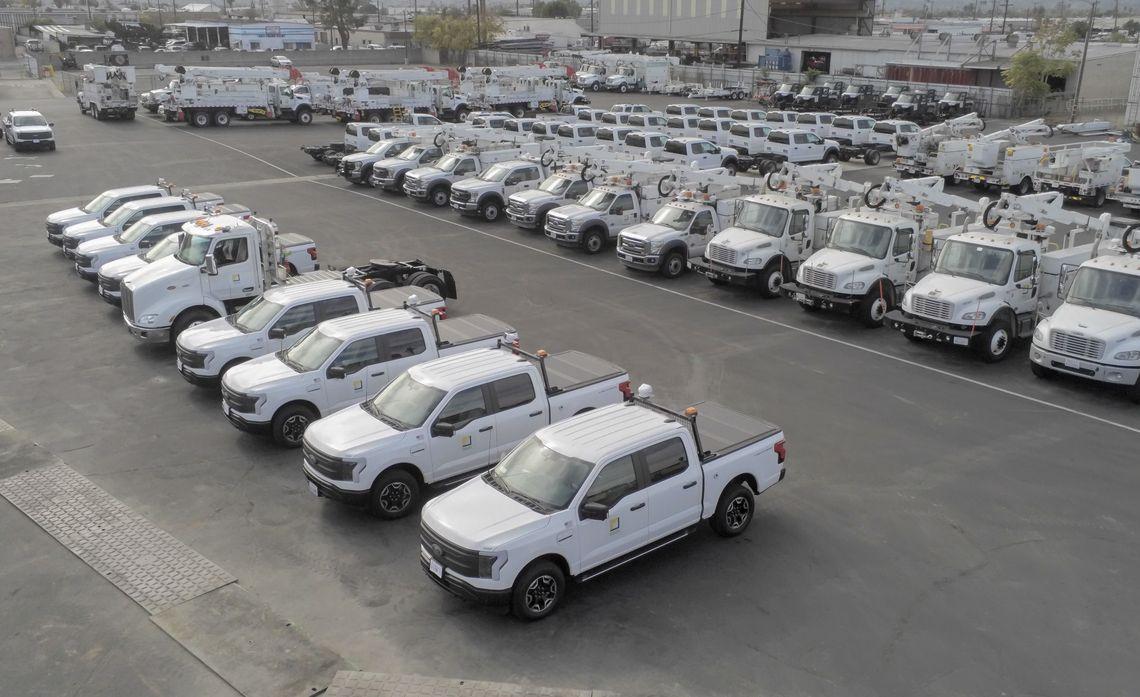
[[281, 329, 340, 372], [827, 219, 893, 258], [895, 93, 915, 104], [175, 233, 212, 266], [1065, 267, 1140, 318], [934, 240, 1014, 285], [735, 200, 789, 237], [539, 176, 571, 194], [777, 83, 793, 92], [434, 154, 465, 172], [797, 87, 815, 97], [580, 189, 616, 211], [480, 163, 512, 182], [651, 206, 696, 230], [82, 192, 116, 214], [872, 123, 898, 135], [13, 114, 48, 127], [229, 296, 285, 333], [103, 205, 141, 227], [362, 372, 446, 430], [142, 234, 180, 261], [487, 436, 594, 511], [397, 146, 428, 160], [367, 140, 398, 154], [115, 220, 155, 244]]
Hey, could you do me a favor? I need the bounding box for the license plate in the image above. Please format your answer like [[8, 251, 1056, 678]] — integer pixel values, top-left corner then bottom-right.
[[429, 558, 444, 578], [617, 252, 628, 260], [32, 139, 39, 144], [1064, 357, 1081, 370], [795, 292, 808, 302], [952, 336, 969, 346], [308, 481, 319, 497]]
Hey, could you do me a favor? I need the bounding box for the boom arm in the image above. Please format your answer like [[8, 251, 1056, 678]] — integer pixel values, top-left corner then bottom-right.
[[981, 191, 1113, 241], [765, 162, 868, 197], [866, 175, 976, 211], [982, 118, 1054, 143], [921, 111, 984, 137]]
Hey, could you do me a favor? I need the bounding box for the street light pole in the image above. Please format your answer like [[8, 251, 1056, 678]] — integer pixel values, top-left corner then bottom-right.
[[1069, 0, 1096, 123]]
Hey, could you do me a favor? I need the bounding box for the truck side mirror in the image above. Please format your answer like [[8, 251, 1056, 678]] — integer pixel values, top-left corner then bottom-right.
[[267, 327, 287, 340], [431, 422, 455, 438], [202, 254, 218, 276], [579, 501, 609, 521], [327, 365, 347, 379]]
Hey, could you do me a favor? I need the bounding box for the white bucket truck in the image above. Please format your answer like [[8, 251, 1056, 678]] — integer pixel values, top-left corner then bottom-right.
[[782, 176, 976, 327], [176, 259, 459, 384], [301, 343, 631, 518], [887, 191, 1115, 362], [77, 64, 137, 120], [1033, 140, 1131, 207], [420, 384, 787, 620], [165, 65, 315, 127], [221, 306, 517, 446], [120, 215, 319, 346], [1108, 165, 1140, 211], [956, 119, 1054, 194], [893, 112, 986, 179], [688, 162, 868, 296], [1030, 231, 1140, 400], [616, 167, 759, 278]]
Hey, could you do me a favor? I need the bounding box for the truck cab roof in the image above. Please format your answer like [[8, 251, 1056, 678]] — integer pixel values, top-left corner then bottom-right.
[[950, 228, 1046, 252], [841, 209, 919, 227], [104, 184, 167, 198], [1083, 253, 1140, 274], [318, 307, 424, 342], [408, 348, 525, 392], [261, 278, 361, 305]]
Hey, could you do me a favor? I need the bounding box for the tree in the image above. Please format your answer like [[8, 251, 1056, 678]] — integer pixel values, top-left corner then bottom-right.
[[1123, 18, 1140, 33], [1002, 22, 1076, 99], [1069, 19, 1090, 39], [414, 10, 502, 52], [300, 0, 370, 48], [533, 0, 581, 17]]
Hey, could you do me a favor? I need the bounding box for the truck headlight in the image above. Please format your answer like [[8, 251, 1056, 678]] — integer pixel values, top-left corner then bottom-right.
[[1033, 326, 1045, 343], [140, 314, 159, 325], [477, 550, 508, 579], [844, 281, 865, 290], [648, 239, 664, 253], [567, 221, 580, 231], [961, 311, 987, 321], [1114, 350, 1140, 361]]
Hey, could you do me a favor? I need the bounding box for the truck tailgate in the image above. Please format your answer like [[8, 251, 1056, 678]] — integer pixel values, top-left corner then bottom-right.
[[691, 401, 781, 457], [436, 314, 515, 350], [543, 350, 625, 393]]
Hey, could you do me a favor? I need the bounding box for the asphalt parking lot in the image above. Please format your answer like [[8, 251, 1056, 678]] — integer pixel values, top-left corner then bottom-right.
[[2, 78, 1138, 697]]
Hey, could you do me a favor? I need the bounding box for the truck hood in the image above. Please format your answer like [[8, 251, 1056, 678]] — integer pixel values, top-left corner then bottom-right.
[[48, 207, 92, 226], [1044, 303, 1140, 343], [802, 248, 877, 277], [222, 353, 299, 393], [341, 152, 381, 164], [304, 403, 405, 457], [548, 204, 595, 221], [452, 178, 496, 193], [375, 156, 413, 169], [423, 476, 550, 550], [101, 254, 148, 281], [124, 254, 190, 291], [64, 218, 111, 240], [710, 226, 778, 252], [508, 189, 555, 205], [620, 222, 673, 243], [178, 316, 246, 353], [909, 274, 998, 305], [405, 166, 445, 181], [77, 235, 126, 257]]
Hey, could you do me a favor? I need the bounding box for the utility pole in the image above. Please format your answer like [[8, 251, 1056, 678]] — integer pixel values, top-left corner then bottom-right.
[[736, 0, 745, 66], [475, 0, 481, 46], [1070, 0, 1096, 123], [1113, 0, 1119, 30], [1000, 0, 1009, 33], [988, 0, 997, 31], [403, 10, 409, 63]]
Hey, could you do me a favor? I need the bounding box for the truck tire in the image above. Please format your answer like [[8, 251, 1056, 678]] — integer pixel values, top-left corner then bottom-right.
[[171, 308, 216, 345], [581, 228, 606, 254], [368, 468, 420, 519], [455, 106, 470, 121], [857, 282, 893, 328], [95, 108, 105, 121], [864, 183, 886, 209], [863, 149, 881, 165], [722, 159, 737, 176], [357, 164, 374, 186], [1122, 225, 1140, 253], [191, 110, 211, 128], [1014, 176, 1032, 195], [822, 150, 839, 164], [213, 110, 230, 127], [758, 262, 784, 299], [511, 560, 565, 621], [591, 82, 601, 92], [619, 83, 628, 93], [973, 315, 1014, 363], [429, 184, 449, 207], [480, 199, 501, 222], [271, 403, 317, 448], [838, 150, 851, 162], [660, 250, 687, 279], [710, 482, 755, 537], [125, 110, 136, 121], [1093, 187, 1107, 207], [406, 271, 445, 296], [296, 108, 313, 125], [512, 105, 525, 118]]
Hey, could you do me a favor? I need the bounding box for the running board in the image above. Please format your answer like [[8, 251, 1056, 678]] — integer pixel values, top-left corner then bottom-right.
[[576, 527, 695, 583]]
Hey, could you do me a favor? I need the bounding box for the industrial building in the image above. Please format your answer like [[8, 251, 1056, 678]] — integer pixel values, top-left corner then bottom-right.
[[166, 20, 315, 51]]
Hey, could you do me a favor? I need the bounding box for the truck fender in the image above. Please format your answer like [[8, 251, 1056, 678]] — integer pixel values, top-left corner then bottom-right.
[[375, 462, 425, 489], [477, 192, 503, 209], [660, 240, 688, 258], [173, 304, 221, 331]]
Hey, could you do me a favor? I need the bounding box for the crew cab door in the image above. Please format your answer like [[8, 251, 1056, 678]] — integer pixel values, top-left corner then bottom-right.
[[576, 455, 649, 571], [503, 164, 541, 196], [608, 193, 638, 235], [323, 336, 382, 412], [487, 373, 544, 463], [206, 234, 256, 302], [640, 437, 702, 538], [886, 226, 915, 285], [428, 384, 494, 481], [1010, 249, 1038, 313], [373, 327, 430, 390], [685, 209, 715, 258]]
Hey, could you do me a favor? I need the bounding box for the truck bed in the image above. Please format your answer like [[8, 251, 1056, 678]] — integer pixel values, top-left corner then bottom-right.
[[368, 285, 443, 310], [689, 401, 781, 458], [277, 231, 316, 248], [284, 269, 343, 285], [543, 350, 626, 394], [436, 313, 515, 348]]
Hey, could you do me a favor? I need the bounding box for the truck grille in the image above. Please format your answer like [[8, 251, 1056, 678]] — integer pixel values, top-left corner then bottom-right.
[[302, 441, 355, 481], [801, 267, 836, 291], [74, 253, 93, 268], [707, 243, 737, 266], [63, 236, 81, 250], [1050, 330, 1105, 360], [507, 200, 529, 217], [373, 168, 389, 180], [911, 295, 953, 321], [545, 216, 568, 233], [18, 131, 51, 141], [177, 346, 208, 369], [221, 384, 258, 414], [451, 189, 471, 203], [121, 285, 135, 322], [99, 275, 121, 294], [46, 221, 63, 235], [420, 522, 480, 578], [619, 236, 649, 255]]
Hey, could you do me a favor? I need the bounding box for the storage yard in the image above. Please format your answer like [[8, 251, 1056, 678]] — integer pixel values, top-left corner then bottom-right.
[[1, 55, 1139, 697]]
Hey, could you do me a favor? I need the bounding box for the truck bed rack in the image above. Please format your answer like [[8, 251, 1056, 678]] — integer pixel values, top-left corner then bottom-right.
[[499, 344, 626, 395], [626, 396, 779, 462], [435, 313, 516, 348]]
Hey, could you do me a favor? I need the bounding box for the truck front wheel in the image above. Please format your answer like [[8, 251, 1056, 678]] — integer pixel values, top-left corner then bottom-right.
[[368, 468, 420, 519], [711, 482, 755, 537], [863, 149, 881, 165], [581, 228, 606, 254], [429, 185, 449, 207], [857, 284, 893, 328], [660, 250, 687, 279], [171, 308, 216, 345], [480, 199, 501, 221], [511, 560, 565, 621], [272, 403, 317, 448], [296, 109, 313, 125], [758, 263, 784, 299], [973, 316, 1013, 363], [191, 110, 211, 128]]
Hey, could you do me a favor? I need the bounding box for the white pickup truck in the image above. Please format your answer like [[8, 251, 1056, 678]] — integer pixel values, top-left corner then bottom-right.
[[222, 308, 517, 446], [369, 143, 445, 192], [545, 180, 665, 254], [176, 262, 454, 384], [420, 385, 787, 620], [45, 183, 171, 247], [450, 159, 551, 222], [60, 193, 224, 259], [337, 136, 416, 184], [506, 167, 593, 231], [302, 344, 631, 518]]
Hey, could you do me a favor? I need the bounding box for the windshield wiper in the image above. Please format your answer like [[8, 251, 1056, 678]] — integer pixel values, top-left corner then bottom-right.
[[505, 488, 552, 513]]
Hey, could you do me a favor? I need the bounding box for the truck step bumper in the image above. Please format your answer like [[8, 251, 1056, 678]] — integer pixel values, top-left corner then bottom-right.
[[1030, 344, 1140, 385], [781, 282, 858, 309], [421, 553, 510, 607], [885, 309, 976, 346], [688, 258, 757, 286]]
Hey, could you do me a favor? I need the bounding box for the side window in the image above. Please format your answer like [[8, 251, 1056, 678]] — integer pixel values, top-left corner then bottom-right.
[[639, 438, 689, 485], [382, 328, 427, 359], [425, 147, 442, 162], [317, 295, 359, 321], [455, 159, 476, 175], [611, 194, 634, 214], [1014, 250, 1036, 282], [271, 302, 317, 335], [435, 386, 487, 429], [144, 224, 174, 242], [893, 228, 914, 257], [329, 336, 381, 374], [567, 180, 589, 198], [793, 133, 808, 144], [520, 166, 540, 181], [505, 169, 524, 185], [790, 210, 809, 237], [691, 210, 713, 235], [820, 115, 833, 124], [105, 199, 127, 214], [584, 455, 639, 507], [492, 373, 536, 411], [213, 237, 248, 266], [807, 133, 822, 144]]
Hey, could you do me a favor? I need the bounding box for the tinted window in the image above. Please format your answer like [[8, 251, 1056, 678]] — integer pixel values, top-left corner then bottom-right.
[[769, 131, 790, 144], [493, 374, 536, 410], [626, 134, 646, 148], [641, 438, 689, 484], [793, 133, 808, 144], [611, 194, 634, 213], [893, 229, 913, 257], [318, 295, 359, 321], [455, 159, 477, 175], [730, 124, 750, 136], [691, 210, 714, 235], [214, 237, 248, 266], [436, 386, 487, 428], [1015, 250, 1036, 282], [272, 302, 317, 335], [566, 179, 589, 198], [580, 127, 595, 137], [820, 115, 833, 124], [383, 328, 427, 359], [698, 119, 716, 131], [585, 456, 638, 507], [667, 117, 684, 129], [790, 210, 809, 236], [330, 336, 381, 373]]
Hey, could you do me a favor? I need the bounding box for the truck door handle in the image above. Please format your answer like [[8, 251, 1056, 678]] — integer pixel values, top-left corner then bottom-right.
[[683, 481, 698, 489], [629, 502, 645, 511], [242, 286, 255, 292], [478, 425, 493, 432], [528, 410, 543, 417], [370, 371, 385, 377]]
